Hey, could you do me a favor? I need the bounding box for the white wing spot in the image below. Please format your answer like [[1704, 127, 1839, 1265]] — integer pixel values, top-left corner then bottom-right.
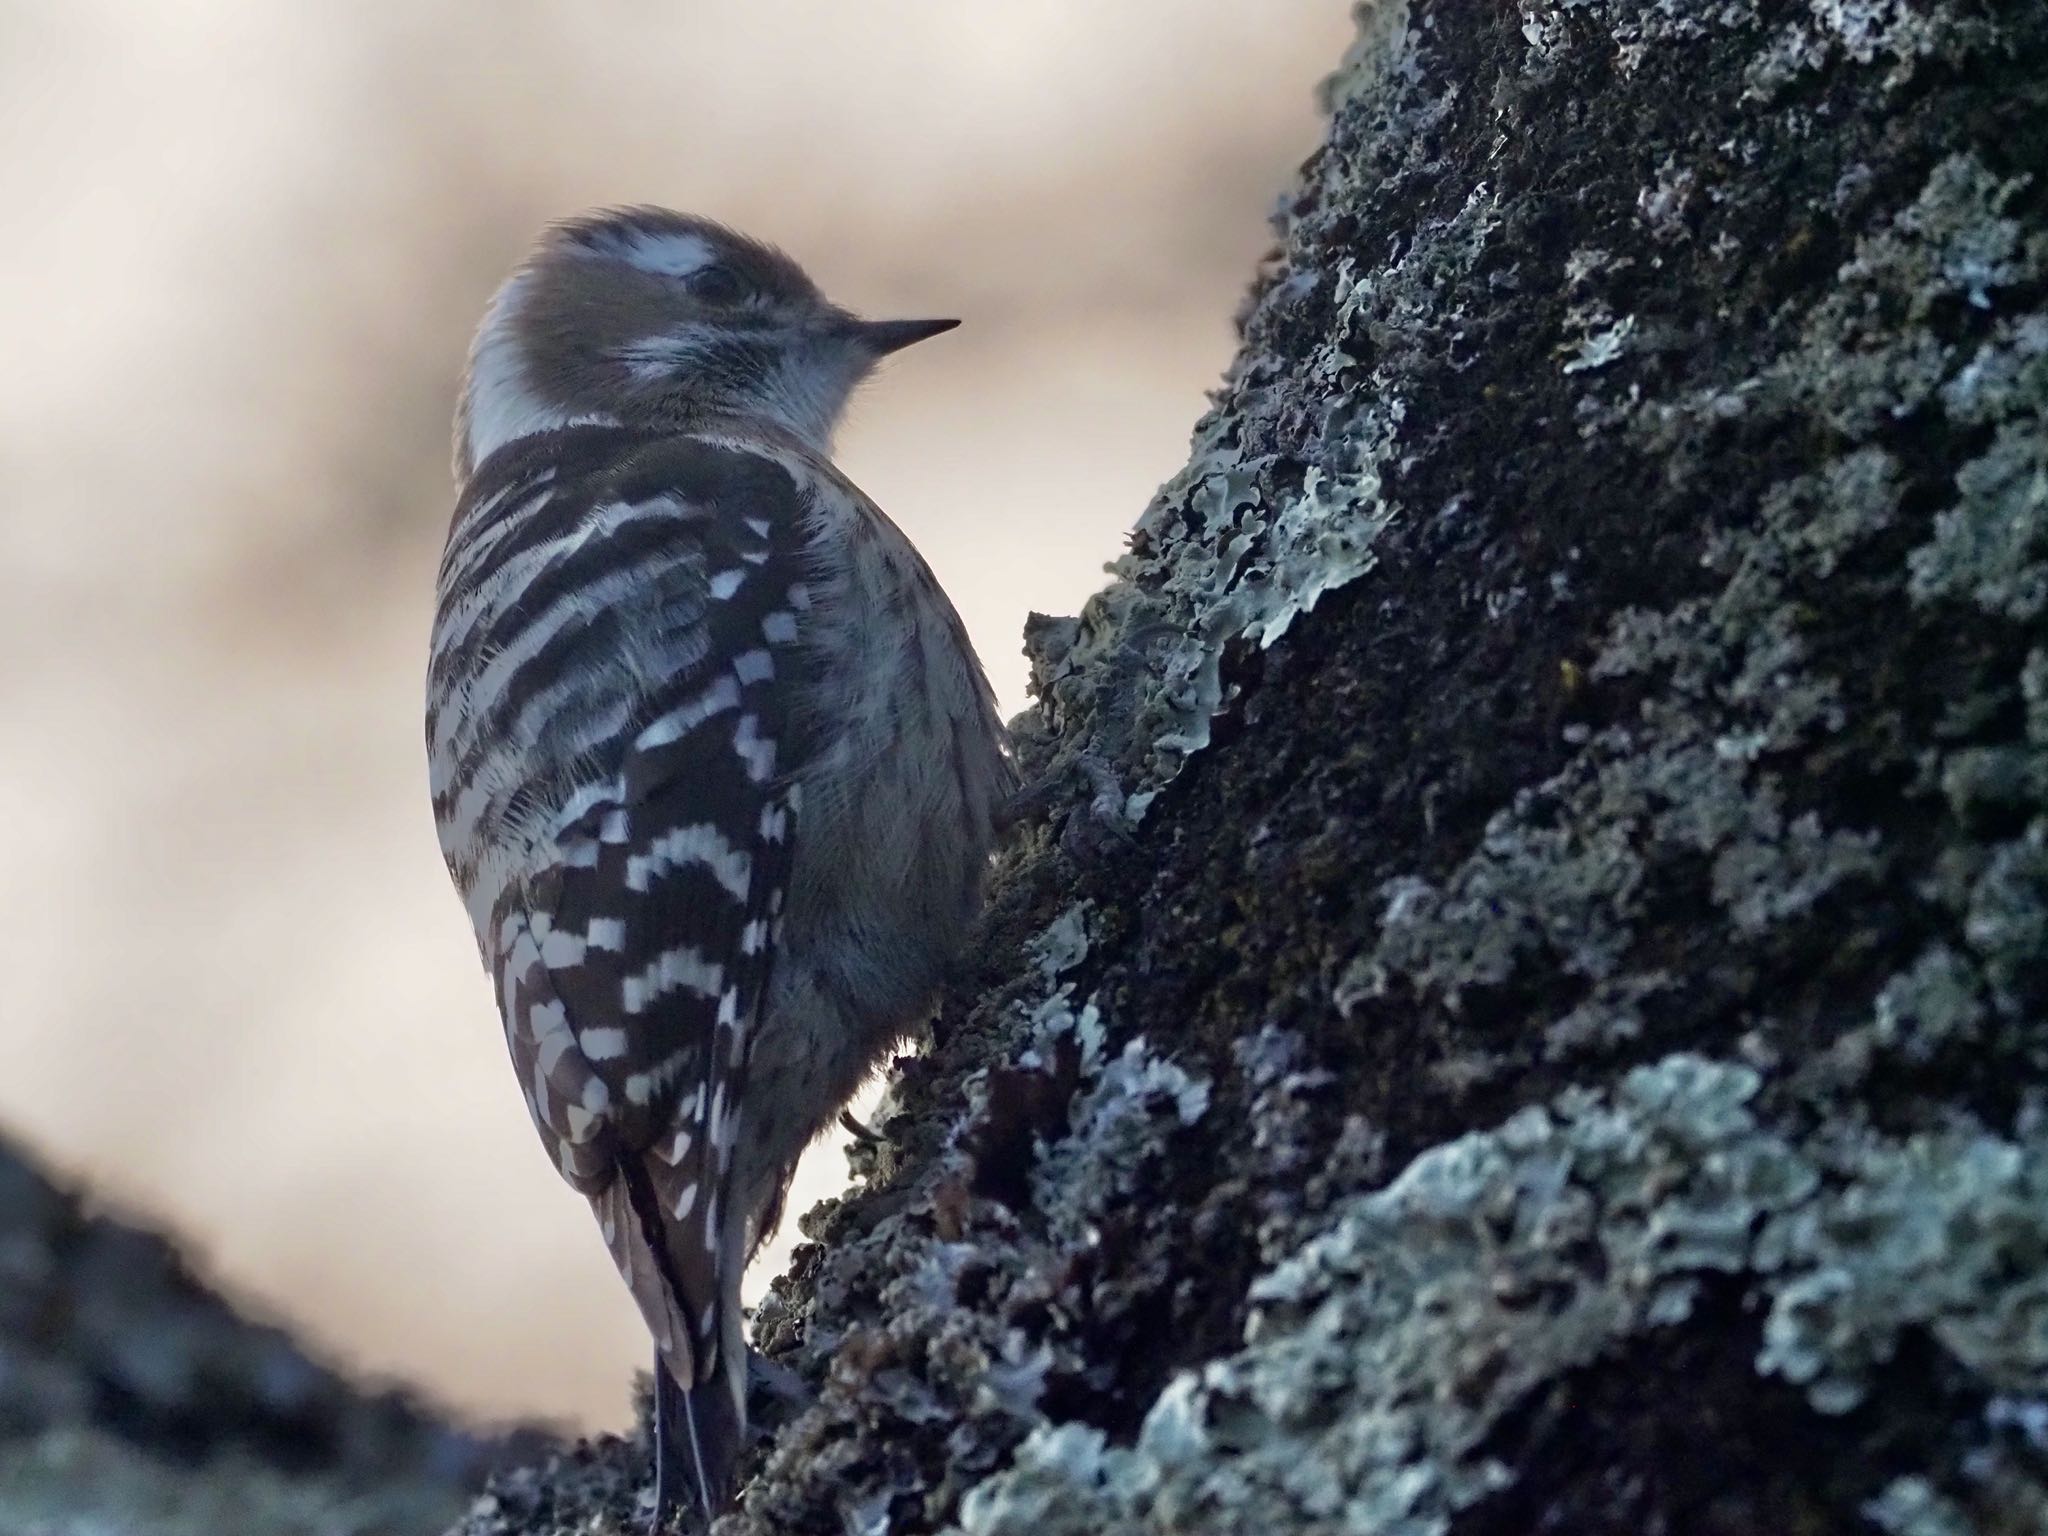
[[671, 1181, 699, 1220], [786, 583, 812, 610], [626, 823, 752, 898], [761, 611, 799, 645], [552, 776, 626, 834], [708, 569, 746, 600], [540, 929, 587, 967], [586, 917, 626, 951], [636, 677, 741, 750], [732, 649, 775, 684], [743, 516, 772, 538], [733, 714, 777, 783], [619, 945, 725, 1013], [579, 1026, 629, 1061], [625, 1072, 656, 1106]]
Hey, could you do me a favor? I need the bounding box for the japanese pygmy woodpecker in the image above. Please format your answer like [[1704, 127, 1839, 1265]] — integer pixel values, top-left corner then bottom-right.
[[426, 208, 1010, 1528]]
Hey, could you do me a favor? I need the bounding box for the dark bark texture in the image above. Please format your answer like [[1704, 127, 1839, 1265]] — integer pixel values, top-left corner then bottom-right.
[[0, 1134, 518, 1534], [457, 0, 2048, 1531]]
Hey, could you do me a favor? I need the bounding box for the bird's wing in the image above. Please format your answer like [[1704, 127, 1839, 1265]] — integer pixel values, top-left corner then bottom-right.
[[433, 428, 816, 1392]]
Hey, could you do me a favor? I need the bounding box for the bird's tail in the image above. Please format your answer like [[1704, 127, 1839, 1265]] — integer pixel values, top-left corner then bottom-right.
[[653, 1346, 743, 1530], [601, 1163, 746, 1531]]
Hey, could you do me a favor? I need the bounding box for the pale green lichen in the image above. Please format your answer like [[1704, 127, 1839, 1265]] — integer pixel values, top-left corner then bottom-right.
[[2027, 648, 2048, 748], [1963, 825, 2048, 1013], [1561, 313, 1637, 374], [1108, 375, 1407, 823], [1869, 944, 1987, 1062], [1024, 0, 1525, 824], [1630, 154, 2034, 450], [1746, 0, 1991, 98], [1867, 1441, 2048, 1535], [1757, 1118, 2048, 1413], [965, 120, 2048, 1521], [1028, 903, 1096, 983], [1908, 422, 2048, 621], [1773, 446, 1902, 578], [1945, 316, 2048, 426], [1032, 1034, 1210, 1253], [1343, 532, 1879, 1011], [1344, 147, 2040, 1057], [954, 1058, 2048, 1536], [1539, 973, 1667, 1062], [1864, 1475, 1975, 1536], [1012, 975, 1211, 1253]]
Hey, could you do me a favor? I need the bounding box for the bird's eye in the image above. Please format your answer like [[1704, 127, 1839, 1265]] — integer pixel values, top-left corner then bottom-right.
[[691, 265, 750, 304]]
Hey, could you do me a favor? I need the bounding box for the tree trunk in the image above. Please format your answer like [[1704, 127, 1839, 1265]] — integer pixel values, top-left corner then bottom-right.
[[0, 1133, 505, 1534], [464, 0, 2048, 1530]]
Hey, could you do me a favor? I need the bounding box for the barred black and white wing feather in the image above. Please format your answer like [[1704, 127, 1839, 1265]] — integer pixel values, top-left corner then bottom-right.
[[428, 427, 816, 1519]]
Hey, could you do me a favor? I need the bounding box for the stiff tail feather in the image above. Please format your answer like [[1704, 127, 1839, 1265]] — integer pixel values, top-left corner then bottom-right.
[[612, 1161, 744, 1531], [653, 1349, 743, 1531]]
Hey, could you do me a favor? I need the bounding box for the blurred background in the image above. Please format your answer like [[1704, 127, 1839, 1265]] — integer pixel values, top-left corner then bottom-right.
[[0, 0, 1351, 1432]]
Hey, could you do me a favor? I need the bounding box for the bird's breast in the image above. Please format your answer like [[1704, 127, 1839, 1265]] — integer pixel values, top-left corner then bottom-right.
[[778, 505, 1007, 1031]]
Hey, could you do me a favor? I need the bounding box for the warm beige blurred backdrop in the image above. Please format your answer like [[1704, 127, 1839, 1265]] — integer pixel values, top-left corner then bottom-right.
[[0, 1, 1351, 1430]]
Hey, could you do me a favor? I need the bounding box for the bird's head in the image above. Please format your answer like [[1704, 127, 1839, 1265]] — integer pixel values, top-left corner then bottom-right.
[[455, 207, 958, 479]]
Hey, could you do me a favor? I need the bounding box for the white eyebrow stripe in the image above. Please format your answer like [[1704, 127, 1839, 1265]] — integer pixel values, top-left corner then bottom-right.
[[616, 231, 715, 277]]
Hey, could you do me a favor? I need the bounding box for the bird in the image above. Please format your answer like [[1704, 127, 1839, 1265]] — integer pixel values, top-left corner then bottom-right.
[[425, 207, 1011, 1529]]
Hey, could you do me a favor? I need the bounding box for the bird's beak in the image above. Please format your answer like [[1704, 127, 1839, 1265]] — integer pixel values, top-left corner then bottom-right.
[[846, 317, 961, 355]]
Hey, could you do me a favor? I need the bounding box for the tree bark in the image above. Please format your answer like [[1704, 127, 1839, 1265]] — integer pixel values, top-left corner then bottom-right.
[[462, 0, 2048, 1530], [0, 1134, 505, 1534]]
